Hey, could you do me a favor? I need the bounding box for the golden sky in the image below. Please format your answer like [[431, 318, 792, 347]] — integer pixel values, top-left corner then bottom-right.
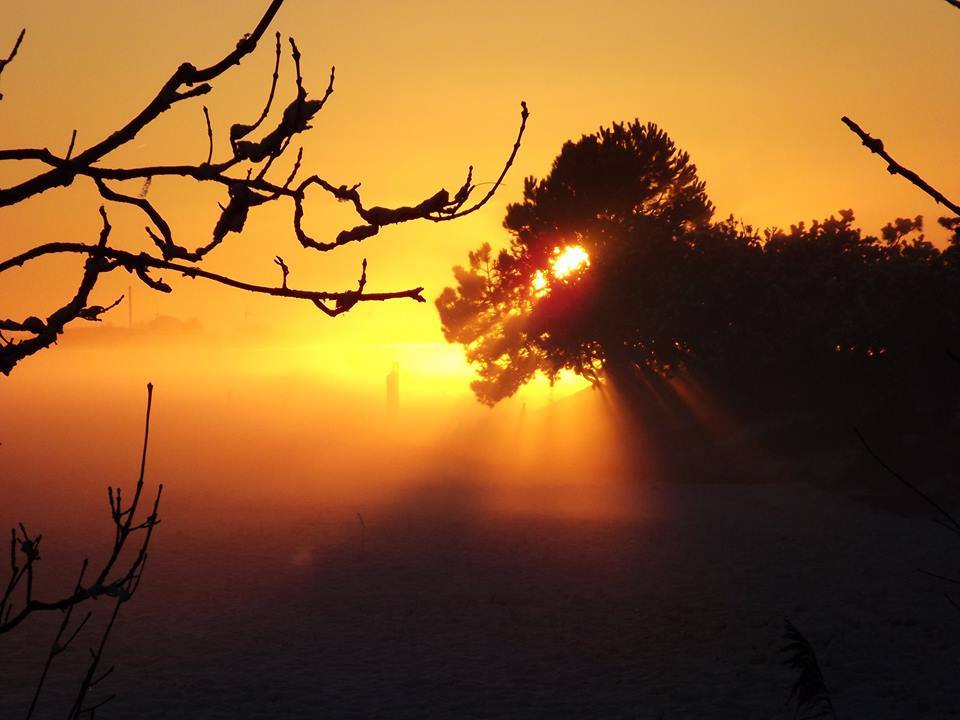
[[1, 0, 958, 386]]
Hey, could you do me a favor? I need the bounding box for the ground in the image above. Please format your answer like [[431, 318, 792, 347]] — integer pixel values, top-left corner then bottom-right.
[[3, 478, 958, 719], [1, 370, 958, 718]]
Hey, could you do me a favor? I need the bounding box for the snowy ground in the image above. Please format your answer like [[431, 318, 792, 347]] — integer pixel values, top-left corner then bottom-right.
[[1, 362, 958, 718], [3, 477, 958, 719]]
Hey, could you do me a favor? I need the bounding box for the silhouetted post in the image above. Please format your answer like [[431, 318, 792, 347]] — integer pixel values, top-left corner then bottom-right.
[[386, 362, 400, 416], [128, 284, 133, 329]]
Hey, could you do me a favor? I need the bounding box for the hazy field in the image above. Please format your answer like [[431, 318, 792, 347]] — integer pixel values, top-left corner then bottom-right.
[[2, 342, 958, 719]]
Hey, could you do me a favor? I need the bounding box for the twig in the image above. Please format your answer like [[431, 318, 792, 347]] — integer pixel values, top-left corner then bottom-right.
[[230, 32, 282, 154], [26, 561, 90, 719], [1, 385, 163, 636], [4, 386, 163, 718], [0, 29, 25, 100], [0, 29, 25, 73], [854, 428, 960, 536], [0, 241, 423, 310], [0, 207, 117, 375], [69, 598, 122, 719], [94, 179, 174, 255], [919, 568, 960, 585], [66, 130, 78, 161], [0, 2, 282, 208], [202, 106, 214, 165], [274, 256, 289, 288], [0, 0, 526, 377], [430, 101, 530, 222], [313, 258, 371, 317], [841, 116, 960, 216]]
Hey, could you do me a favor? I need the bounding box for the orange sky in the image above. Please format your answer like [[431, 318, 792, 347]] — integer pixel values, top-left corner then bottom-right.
[[1, 0, 958, 391]]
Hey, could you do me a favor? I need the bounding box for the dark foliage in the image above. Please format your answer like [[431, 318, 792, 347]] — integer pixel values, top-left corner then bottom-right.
[[437, 120, 715, 403], [437, 121, 960, 443]]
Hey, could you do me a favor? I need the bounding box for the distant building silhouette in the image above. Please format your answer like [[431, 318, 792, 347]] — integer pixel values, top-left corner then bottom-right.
[[386, 362, 400, 416]]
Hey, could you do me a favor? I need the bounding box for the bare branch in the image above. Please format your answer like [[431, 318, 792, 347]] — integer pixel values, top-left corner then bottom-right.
[[94, 179, 174, 255], [66, 130, 78, 161], [0, 207, 117, 375], [0, 241, 426, 325], [94, 382, 154, 586], [190, 0, 284, 83], [274, 255, 290, 288], [0, 28, 25, 73], [0, 28, 25, 100], [919, 568, 960, 585], [276, 146, 304, 191], [1, 386, 162, 641], [0, 2, 283, 207], [855, 428, 960, 536], [841, 116, 960, 216], [0, 0, 527, 377], [431, 101, 530, 221], [230, 32, 282, 149], [5, 386, 163, 718], [294, 179, 450, 251], [314, 258, 376, 316], [202, 106, 214, 165], [26, 561, 89, 720]]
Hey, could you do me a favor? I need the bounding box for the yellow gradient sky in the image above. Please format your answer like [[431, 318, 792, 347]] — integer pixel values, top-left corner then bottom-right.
[[1, 0, 959, 390]]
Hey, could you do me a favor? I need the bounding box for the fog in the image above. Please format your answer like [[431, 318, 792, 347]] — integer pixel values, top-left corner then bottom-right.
[[3, 334, 958, 719], [0, 328, 639, 536]]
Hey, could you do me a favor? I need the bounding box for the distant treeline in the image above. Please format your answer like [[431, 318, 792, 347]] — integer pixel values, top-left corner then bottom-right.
[[627, 211, 960, 421]]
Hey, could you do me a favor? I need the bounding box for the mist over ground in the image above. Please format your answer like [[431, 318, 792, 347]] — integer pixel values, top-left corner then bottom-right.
[[2, 334, 958, 718]]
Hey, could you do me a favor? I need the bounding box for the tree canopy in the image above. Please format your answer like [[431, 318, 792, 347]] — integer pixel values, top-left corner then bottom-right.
[[437, 121, 717, 403], [437, 120, 960, 426]]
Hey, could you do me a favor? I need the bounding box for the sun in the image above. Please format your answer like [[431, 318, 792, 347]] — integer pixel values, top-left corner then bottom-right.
[[550, 245, 590, 279], [530, 245, 591, 297], [531, 269, 549, 297]]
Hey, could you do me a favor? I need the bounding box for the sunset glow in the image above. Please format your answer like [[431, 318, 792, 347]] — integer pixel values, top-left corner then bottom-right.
[[531, 269, 548, 295], [550, 245, 590, 280], [3, 2, 960, 716], [530, 245, 591, 297]]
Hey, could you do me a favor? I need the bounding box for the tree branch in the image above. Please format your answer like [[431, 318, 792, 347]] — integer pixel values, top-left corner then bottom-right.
[[0, 0, 527, 376], [0, 208, 118, 375], [26, 561, 90, 720], [0, 28, 25, 100], [430, 101, 530, 222], [855, 428, 960, 536], [0, 238, 426, 346], [1, 382, 162, 710], [0, 2, 283, 207], [841, 116, 960, 216]]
